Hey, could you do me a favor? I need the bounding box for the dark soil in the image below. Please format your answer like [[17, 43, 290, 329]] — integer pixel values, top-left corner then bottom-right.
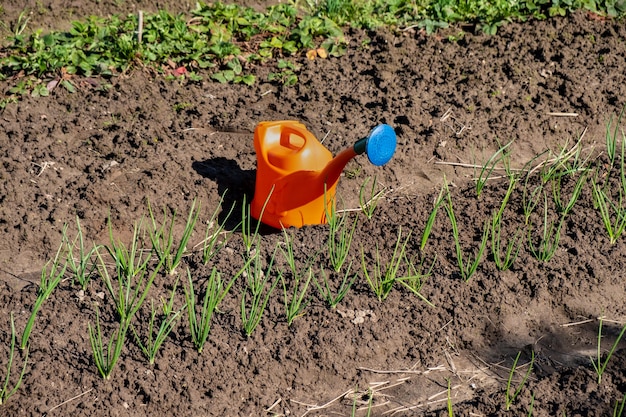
[[2, 1, 626, 416]]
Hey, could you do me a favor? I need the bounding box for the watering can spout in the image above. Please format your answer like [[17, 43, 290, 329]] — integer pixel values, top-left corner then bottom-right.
[[321, 124, 397, 187], [251, 121, 396, 229]]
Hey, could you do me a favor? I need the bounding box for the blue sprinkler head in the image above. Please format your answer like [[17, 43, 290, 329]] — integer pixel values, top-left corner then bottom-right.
[[354, 124, 397, 166]]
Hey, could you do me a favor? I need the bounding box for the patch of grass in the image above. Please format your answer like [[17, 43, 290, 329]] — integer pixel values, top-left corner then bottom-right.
[[1, 0, 623, 101]]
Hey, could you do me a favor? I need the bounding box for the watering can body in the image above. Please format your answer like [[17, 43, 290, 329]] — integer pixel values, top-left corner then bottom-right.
[[251, 121, 338, 229]]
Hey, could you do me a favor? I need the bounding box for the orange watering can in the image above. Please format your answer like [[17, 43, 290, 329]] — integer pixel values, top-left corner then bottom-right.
[[251, 120, 396, 229]]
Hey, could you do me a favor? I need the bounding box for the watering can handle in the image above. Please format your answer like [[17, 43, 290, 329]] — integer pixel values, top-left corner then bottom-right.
[[279, 126, 307, 151]]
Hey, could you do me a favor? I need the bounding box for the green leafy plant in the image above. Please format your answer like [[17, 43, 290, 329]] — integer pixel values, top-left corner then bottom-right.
[[88, 308, 127, 380], [590, 315, 626, 384], [21, 240, 67, 349], [505, 350, 535, 411], [132, 278, 185, 364], [0, 313, 29, 405], [148, 199, 201, 275], [211, 57, 256, 85], [63, 216, 101, 290], [267, 59, 299, 86]]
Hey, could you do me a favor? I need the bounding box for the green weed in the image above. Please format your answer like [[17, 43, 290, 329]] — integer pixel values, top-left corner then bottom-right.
[[326, 199, 357, 273]]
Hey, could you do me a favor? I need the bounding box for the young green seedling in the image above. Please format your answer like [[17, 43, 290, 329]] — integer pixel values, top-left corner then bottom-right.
[[0, 313, 29, 405], [63, 216, 101, 290], [88, 308, 128, 380], [361, 227, 412, 301], [445, 184, 488, 281], [21, 239, 67, 349], [97, 246, 164, 326], [132, 278, 185, 364], [148, 199, 200, 275], [527, 192, 564, 262], [358, 176, 386, 219], [590, 315, 626, 384], [475, 139, 513, 198], [199, 191, 236, 265], [240, 245, 279, 336], [279, 229, 315, 325], [314, 262, 357, 309], [325, 188, 357, 272], [421, 185, 446, 251], [505, 350, 534, 411], [106, 217, 152, 280]]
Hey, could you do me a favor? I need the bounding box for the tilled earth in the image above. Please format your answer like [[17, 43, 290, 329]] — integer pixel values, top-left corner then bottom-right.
[[1, 1, 626, 416]]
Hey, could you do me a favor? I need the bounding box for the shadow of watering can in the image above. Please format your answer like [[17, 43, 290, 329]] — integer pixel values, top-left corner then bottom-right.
[[251, 120, 397, 229]]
